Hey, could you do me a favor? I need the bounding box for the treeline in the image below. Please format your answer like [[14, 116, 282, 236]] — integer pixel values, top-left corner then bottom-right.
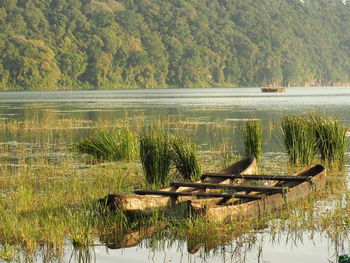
[[1, 0, 350, 90]]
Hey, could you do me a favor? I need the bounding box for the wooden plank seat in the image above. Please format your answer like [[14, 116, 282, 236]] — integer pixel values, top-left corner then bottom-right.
[[134, 190, 263, 200], [202, 173, 312, 182], [170, 182, 288, 194]]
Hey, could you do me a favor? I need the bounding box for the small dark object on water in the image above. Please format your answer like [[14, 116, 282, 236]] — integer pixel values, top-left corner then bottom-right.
[[261, 87, 286, 92], [339, 255, 350, 263]]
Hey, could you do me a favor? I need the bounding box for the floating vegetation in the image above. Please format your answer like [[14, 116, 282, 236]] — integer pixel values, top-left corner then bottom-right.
[[139, 130, 172, 187], [241, 120, 263, 162], [280, 115, 317, 166], [76, 128, 136, 161], [172, 136, 201, 181]]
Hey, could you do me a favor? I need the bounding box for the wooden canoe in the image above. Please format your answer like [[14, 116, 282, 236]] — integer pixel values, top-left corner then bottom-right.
[[188, 164, 326, 223], [99, 155, 257, 214]]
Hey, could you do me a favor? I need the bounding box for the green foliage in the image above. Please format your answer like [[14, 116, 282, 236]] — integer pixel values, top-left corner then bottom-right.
[[172, 136, 201, 181], [280, 115, 318, 166], [76, 128, 136, 161], [241, 120, 263, 162], [139, 130, 172, 187], [2, 0, 350, 89]]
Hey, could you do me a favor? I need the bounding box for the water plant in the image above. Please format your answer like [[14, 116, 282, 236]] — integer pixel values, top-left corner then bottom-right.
[[172, 136, 201, 181], [241, 120, 263, 162], [0, 244, 20, 262], [139, 130, 172, 187], [67, 208, 95, 249], [1, 110, 350, 262], [76, 128, 136, 161], [310, 114, 347, 168], [220, 144, 241, 169], [280, 115, 317, 165], [280, 113, 347, 168]]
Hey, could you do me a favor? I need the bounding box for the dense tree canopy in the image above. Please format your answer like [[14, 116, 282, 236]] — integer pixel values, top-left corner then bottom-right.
[[1, 0, 350, 90]]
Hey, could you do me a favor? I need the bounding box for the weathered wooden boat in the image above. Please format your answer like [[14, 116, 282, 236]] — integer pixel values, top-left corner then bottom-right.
[[99, 155, 257, 214], [188, 164, 326, 223], [261, 87, 286, 92]]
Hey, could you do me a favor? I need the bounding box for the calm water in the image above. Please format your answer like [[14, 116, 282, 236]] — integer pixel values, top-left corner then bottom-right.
[[1, 87, 350, 127], [59, 231, 348, 263], [1, 87, 350, 263]]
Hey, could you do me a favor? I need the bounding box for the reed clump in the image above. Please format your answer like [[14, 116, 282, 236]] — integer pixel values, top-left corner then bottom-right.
[[139, 130, 172, 187], [280, 115, 317, 166], [310, 114, 347, 168], [281, 113, 347, 168], [241, 120, 263, 162], [76, 128, 136, 161], [172, 137, 201, 181]]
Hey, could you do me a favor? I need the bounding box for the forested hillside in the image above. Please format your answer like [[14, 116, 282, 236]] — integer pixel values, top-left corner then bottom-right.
[[1, 0, 350, 90]]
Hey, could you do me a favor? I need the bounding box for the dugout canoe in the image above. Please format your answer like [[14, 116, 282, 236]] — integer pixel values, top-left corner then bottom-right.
[[99, 155, 257, 214], [188, 164, 326, 223]]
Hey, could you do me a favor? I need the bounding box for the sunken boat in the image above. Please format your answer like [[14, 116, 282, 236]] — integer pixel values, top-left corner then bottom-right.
[[100, 155, 257, 214], [188, 164, 326, 223]]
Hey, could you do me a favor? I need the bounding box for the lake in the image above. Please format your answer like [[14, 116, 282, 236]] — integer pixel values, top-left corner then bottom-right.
[[0, 86, 350, 263]]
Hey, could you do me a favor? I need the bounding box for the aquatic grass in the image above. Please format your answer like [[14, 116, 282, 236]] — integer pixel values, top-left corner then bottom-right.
[[309, 113, 347, 168], [240, 120, 263, 162], [280, 113, 347, 168], [0, 244, 20, 262], [139, 130, 172, 187], [220, 144, 241, 169], [66, 205, 96, 249], [172, 136, 201, 181], [76, 128, 136, 161], [182, 216, 219, 252], [1, 110, 350, 261], [280, 115, 318, 165]]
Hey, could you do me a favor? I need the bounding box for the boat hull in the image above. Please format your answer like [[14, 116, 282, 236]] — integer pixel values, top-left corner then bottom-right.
[[188, 164, 326, 223], [100, 155, 257, 213]]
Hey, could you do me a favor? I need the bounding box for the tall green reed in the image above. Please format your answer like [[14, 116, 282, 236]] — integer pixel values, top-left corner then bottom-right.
[[139, 130, 172, 187], [241, 120, 263, 162], [76, 128, 136, 161], [310, 114, 347, 168], [280, 115, 317, 166], [280, 113, 348, 168], [172, 137, 201, 181]]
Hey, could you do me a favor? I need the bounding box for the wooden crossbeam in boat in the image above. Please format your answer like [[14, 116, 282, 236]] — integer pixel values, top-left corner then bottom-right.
[[170, 182, 287, 194], [134, 190, 263, 200], [201, 173, 311, 182]]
